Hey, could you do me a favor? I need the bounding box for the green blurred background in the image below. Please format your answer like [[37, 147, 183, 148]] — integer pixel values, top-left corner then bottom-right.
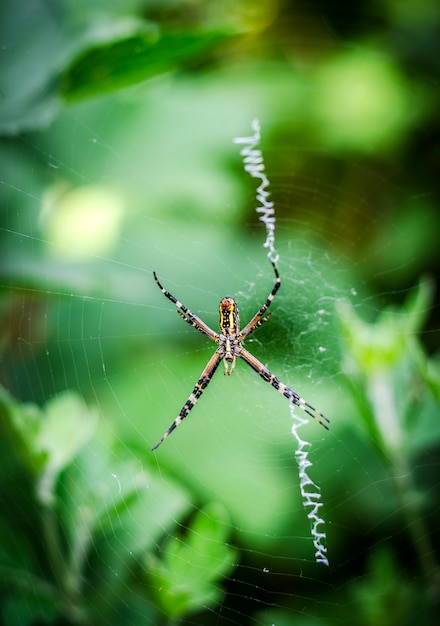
[[1, 1, 439, 624]]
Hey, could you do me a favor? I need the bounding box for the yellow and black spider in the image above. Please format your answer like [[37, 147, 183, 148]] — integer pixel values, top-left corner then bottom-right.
[[151, 261, 329, 450]]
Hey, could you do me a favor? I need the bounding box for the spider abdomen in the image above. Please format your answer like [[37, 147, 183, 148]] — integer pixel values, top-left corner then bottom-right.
[[219, 297, 240, 335]]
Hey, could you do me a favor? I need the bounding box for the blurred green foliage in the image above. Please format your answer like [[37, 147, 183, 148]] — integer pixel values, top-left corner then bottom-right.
[[1, 0, 440, 624], [145, 503, 236, 618]]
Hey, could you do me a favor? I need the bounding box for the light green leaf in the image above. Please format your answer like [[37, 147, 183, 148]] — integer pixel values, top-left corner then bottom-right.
[[35, 392, 98, 504], [0, 385, 98, 505], [337, 278, 434, 375], [145, 502, 237, 618]]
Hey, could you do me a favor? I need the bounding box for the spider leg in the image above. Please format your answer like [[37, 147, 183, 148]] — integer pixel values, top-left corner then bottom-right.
[[239, 347, 330, 430], [244, 313, 272, 337], [151, 351, 223, 450], [177, 310, 218, 340], [154, 271, 218, 341], [241, 261, 280, 338]]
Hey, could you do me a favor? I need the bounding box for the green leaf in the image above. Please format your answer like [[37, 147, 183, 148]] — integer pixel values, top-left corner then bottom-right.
[[350, 549, 417, 626], [0, 385, 98, 505], [0, 3, 158, 133], [145, 502, 237, 618], [3, 591, 58, 626], [400, 276, 433, 335], [61, 446, 192, 619], [0, 2, 231, 132], [62, 30, 232, 101], [0, 2, 63, 133], [35, 391, 99, 504], [337, 278, 434, 375]]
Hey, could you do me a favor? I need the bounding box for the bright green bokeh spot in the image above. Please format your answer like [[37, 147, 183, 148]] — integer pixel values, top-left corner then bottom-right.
[[313, 49, 412, 151], [41, 184, 124, 260]]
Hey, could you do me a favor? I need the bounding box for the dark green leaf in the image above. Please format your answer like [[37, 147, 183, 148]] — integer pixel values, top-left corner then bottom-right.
[[62, 30, 233, 101]]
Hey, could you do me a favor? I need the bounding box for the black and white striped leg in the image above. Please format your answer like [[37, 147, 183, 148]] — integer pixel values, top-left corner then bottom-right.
[[177, 310, 219, 341], [151, 351, 223, 450], [241, 261, 281, 338], [239, 348, 330, 430], [153, 271, 218, 340], [242, 313, 272, 338]]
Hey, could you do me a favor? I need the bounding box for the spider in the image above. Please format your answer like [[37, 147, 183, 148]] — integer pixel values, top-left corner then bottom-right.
[[151, 261, 329, 450]]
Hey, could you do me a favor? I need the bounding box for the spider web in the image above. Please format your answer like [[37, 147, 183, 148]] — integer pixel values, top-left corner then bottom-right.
[[234, 120, 328, 566], [1, 10, 440, 625]]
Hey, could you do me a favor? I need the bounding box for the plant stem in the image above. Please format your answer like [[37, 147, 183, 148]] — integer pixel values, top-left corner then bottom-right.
[[369, 373, 438, 587], [40, 502, 85, 624]]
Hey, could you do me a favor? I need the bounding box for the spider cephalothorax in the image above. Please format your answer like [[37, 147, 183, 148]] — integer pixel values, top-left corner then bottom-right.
[[151, 261, 329, 450]]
